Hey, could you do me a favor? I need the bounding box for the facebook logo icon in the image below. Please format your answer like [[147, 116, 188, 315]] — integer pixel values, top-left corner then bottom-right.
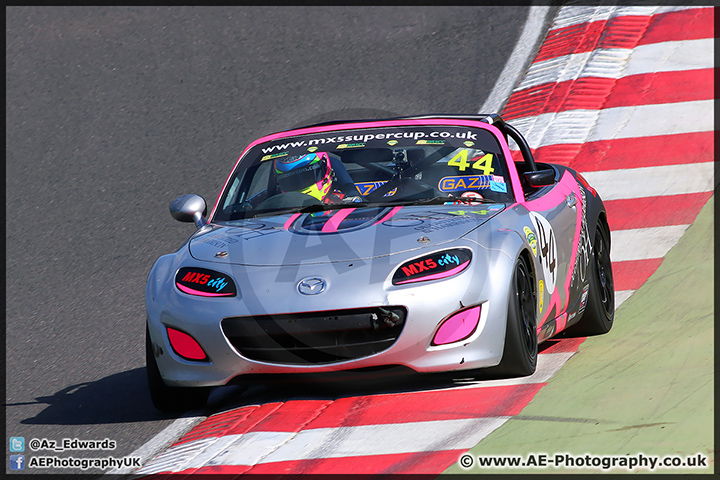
[[10, 454, 25, 470]]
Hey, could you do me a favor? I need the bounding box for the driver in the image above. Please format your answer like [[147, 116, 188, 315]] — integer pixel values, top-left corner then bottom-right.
[[274, 152, 362, 203]]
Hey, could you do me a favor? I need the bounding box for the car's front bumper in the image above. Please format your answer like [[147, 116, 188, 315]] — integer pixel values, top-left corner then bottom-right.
[[146, 241, 515, 387]]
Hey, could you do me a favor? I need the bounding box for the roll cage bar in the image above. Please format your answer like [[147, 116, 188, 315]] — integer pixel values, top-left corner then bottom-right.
[[296, 113, 539, 173]]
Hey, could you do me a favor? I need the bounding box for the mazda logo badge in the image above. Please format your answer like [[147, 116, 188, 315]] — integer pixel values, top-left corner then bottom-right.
[[297, 277, 327, 295]]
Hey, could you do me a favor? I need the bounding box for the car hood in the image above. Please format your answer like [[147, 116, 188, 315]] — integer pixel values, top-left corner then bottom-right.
[[189, 204, 505, 266]]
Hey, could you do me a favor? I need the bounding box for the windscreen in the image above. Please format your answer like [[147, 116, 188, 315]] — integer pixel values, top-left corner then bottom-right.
[[213, 124, 514, 222]]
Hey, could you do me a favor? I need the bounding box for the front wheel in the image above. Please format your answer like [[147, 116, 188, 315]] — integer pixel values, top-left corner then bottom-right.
[[488, 255, 538, 378], [146, 327, 210, 413]]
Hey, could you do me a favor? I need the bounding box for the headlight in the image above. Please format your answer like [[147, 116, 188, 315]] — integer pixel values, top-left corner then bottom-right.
[[392, 248, 472, 285], [175, 267, 237, 297]]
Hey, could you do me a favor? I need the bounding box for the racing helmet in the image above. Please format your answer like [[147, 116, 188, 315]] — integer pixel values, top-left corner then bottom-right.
[[274, 152, 333, 201]]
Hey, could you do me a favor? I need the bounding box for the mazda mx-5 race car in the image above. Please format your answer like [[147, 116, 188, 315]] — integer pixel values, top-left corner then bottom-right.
[[145, 114, 614, 412]]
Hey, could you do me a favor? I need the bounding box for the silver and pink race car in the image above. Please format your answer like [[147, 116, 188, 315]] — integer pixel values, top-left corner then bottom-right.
[[145, 114, 614, 411]]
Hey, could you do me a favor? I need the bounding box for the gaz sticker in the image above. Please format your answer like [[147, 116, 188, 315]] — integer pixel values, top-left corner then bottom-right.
[[438, 175, 492, 192]]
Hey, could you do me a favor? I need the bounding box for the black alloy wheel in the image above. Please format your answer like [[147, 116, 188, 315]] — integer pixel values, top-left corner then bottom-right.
[[487, 255, 538, 378], [564, 220, 615, 336]]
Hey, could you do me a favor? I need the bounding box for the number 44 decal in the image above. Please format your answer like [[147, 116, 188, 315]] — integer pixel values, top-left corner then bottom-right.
[[529, 211, 557, 294], [448, 150, 494, 175]]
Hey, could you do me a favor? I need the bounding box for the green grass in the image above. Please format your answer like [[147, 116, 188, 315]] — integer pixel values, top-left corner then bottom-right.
[[444, 196, 714, 474]]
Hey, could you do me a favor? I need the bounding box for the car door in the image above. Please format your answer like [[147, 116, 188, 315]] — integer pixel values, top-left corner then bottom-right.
[[521, 168, 587, 338]]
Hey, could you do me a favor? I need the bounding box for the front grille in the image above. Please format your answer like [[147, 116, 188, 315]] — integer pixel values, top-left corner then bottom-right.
[[221, 306, 407, 365]]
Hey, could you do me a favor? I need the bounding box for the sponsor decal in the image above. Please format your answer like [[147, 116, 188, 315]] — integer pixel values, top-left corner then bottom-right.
[[393, 248, 472, 285], [444, 190, 484, 205], [529, 211, 557, 294], [438, 175, 492, 192], [448, 209, 492, 216], [447, 150, 494, 175], [463, 191, 484, 199], [260, 128, 482, 155], [261, 151, 288, 161], [524, 226, 537, 256], [571, 184, 591, 289], [337, 143, 365, 149], [417, 236, 431, 244], [199, 225, 282, 246], [355, 181, 397, 197], [225, 222, 283, 241], [490, 180, 507, 193], [201, 238, 228, 248], [417, 139, 445, 145], [538, 279, 544, 313], [414, 216, 475, 233], [382, 205, 502, 232], [578, 284, 590, 314], [175, 267, 237, 297]]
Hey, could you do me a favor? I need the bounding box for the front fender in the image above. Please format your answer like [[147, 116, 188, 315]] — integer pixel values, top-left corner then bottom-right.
[[146, 253, 179, 311], [466, 222, 534, 342]]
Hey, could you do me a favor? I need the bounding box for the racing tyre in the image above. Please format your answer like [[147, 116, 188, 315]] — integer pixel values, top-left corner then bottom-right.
[[146, 327, 210, 413], [566, 220, 615, 336], [489, 255, 538, 377]]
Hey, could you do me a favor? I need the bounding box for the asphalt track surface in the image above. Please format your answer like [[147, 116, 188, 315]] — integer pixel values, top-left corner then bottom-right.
[[6, 5, 549, 474]]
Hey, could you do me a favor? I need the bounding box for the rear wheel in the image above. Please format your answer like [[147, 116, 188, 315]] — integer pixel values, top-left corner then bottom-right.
[[565, 220, 615, 336], [489, 255, 538, 377], [146, 327, 210, 413]]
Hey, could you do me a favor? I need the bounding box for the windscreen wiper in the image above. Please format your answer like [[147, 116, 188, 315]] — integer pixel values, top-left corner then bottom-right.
[[251, 201, 369, 218], [362, 195, 494, 209], [295, 201, 369, 213], [416, 195, 495, 205]]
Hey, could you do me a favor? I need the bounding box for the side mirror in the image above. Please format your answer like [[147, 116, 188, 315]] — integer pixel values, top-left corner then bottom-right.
[[170, 194, 207, 228], [524, 169, 556, 188]]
